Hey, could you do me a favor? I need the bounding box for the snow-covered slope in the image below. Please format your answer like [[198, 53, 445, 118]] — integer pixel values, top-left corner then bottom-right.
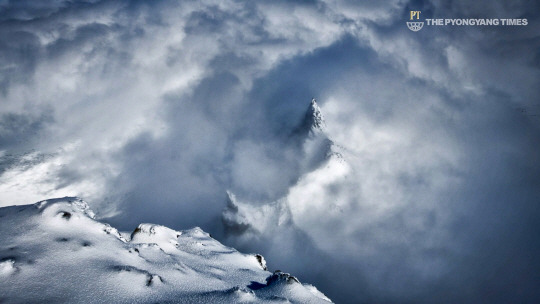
[[0, 197, 332, 303]]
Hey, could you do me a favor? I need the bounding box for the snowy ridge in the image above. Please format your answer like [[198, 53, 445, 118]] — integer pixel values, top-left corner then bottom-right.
[[0, 197, 332, 303]]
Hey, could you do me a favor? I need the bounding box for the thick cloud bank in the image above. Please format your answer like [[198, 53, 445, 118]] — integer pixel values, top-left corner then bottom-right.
[[1, 0, 539, 303]]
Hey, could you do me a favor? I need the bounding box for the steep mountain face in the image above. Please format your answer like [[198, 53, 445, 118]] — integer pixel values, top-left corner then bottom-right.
[[295, 99, 327, 136], [292, 99, 345, 175], [0, 197, 332, 303], [222, 98, 351, 275], [224, 98, 349, 220]]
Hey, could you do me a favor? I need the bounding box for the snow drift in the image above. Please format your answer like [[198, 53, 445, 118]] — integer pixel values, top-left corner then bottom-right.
[[0, 197, 331, 303]]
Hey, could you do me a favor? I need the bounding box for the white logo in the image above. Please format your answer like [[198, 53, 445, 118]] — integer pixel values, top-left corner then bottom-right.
[[407, 21, 424, 31], [407, 11, 423, 32], [406, 10, 528, 32]]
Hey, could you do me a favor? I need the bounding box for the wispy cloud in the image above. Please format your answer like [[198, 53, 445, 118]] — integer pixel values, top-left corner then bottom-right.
[[0, 1, 539, 303]]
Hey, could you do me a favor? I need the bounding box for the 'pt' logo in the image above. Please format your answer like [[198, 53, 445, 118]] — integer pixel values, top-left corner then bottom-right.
[[407, 11, 424, 31]]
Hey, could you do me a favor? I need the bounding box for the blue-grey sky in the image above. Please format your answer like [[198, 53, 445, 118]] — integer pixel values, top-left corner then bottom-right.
[[0, 1, 539, 303]]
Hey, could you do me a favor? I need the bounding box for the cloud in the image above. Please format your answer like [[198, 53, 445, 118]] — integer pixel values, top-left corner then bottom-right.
[[0, 0, 539, 303]]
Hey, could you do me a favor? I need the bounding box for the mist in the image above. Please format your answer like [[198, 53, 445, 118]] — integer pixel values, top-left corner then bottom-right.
[[1, 1, 539, 303]]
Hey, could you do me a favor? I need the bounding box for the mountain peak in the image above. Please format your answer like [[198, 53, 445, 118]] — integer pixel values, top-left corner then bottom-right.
[[293, 98, 326, 138], [306, 98, 326, 131]]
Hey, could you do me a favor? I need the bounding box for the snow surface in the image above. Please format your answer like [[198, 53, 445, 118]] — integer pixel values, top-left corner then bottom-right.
[[0, 197, 332, 303]]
